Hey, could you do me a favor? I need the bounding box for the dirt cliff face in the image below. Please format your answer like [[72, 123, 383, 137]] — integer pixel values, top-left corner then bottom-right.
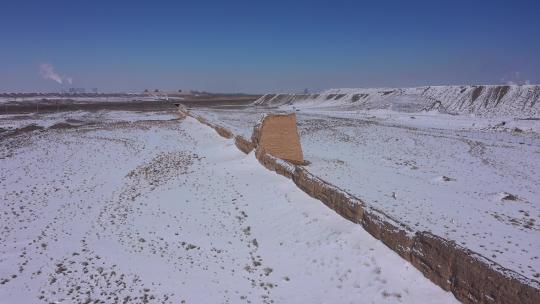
[[410, 233, 540, 304]]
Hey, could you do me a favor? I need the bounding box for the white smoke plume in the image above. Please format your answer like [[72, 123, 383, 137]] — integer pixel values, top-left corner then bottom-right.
[[39, 63, 72, 84], [501, 71, 531, 86]]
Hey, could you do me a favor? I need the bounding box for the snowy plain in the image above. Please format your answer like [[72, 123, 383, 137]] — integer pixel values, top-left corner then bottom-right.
[[190, 93, 540, 283], [0, 110, 458, 303]]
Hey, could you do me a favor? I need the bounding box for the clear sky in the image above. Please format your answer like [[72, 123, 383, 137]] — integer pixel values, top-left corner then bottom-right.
[[1, 0, 539, 93]]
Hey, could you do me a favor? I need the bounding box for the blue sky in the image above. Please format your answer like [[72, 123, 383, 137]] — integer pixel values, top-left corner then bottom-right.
[[1, 0, 539, 93]]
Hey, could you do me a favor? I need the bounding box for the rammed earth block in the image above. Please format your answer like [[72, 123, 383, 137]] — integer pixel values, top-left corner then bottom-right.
[[253, 113, 304, 165]]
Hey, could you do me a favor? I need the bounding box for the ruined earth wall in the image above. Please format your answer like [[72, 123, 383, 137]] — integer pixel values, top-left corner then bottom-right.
[[255, 114, 304, 165], [177, 106, 540, 304], [234, 135, 255, 154]]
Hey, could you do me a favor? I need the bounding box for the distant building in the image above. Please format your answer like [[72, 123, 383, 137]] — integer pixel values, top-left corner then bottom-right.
[[91, 88, 98, 93], [69, 88, 86, 94]]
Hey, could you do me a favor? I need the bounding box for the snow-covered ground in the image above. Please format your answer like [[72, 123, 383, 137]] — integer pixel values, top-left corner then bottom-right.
[[296, 109, 540, 281], [189, 104, 540, 282], [0, 111, 457, 303]]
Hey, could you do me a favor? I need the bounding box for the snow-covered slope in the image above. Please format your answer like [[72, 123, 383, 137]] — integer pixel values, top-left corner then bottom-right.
[[0, 111, 458, 303], [253, 85, 540, 118]]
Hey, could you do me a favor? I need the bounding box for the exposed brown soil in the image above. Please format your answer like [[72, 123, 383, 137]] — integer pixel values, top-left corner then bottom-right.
[[0, 95, 258, 115], [380, 90, 395, 96], [0, 124, 45, 140], [234, 135, 255, 154], [495, 86, 511, 104], [471, 86, 484, 102], [48, 122, 85, 130], [325, 94, 337, 100]]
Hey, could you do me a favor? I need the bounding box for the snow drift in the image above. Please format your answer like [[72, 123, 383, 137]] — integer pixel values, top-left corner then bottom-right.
[[253, 85, 540, 118]]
